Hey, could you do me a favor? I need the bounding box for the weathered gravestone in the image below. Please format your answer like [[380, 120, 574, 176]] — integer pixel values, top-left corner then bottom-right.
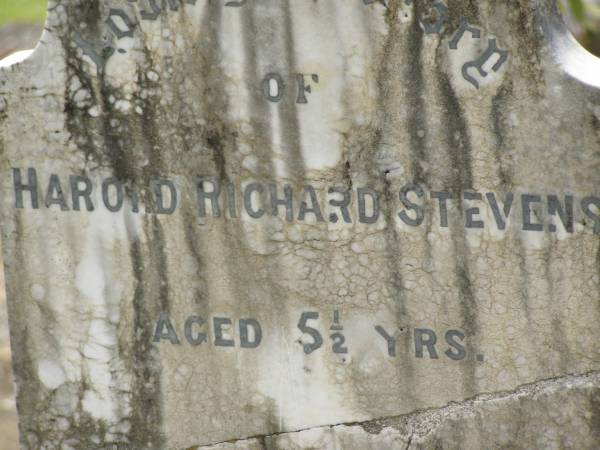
[[1, 0, 600, 449]]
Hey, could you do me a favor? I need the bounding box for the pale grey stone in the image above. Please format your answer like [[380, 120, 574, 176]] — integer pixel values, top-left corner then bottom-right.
[[199, 372, 600, 449], [0, 0, 599, 449]]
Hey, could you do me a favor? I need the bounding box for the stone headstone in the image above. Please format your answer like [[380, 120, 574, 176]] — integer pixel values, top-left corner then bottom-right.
[[1, 1, 600, 449]]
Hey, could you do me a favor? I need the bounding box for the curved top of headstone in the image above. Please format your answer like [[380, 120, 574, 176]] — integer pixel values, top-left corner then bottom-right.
[[20, 0, 600, 89], [1, 1, 600, 450]]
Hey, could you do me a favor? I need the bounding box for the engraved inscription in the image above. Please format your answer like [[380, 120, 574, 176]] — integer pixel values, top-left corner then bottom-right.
[[152, 311, 482, 363], [72, 1, 509, 89], [462, 38, 509, 89], [448, 17, 509, 88], [12, 168, 600, 235], [262, 73, 320, 104]]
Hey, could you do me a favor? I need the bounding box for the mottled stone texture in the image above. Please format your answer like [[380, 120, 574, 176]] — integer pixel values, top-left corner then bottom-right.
[[0, 0, 599, 449], [200, 372, 600, 450]]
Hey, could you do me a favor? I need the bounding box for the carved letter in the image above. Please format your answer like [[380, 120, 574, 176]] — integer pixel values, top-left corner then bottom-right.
[[73, 33, 115, 75], [153, 180, 178, 215], [375, 326, 398, 357], [153, 313, 180, 345], [70, 175, 95, 212], [197, 177, 221, 217], [45, 174, 69, 211], [102, 178, 124, 213], [185, 316, 207, 346], [449, 16, 481, 50], [262, 73, 285, 102], [547, 194, 574, 233], [106, 8, 136, 39], [462, 38, 509, 89], [269, 184, 294, 222], [13, 168, 39, 209], [296, 74, 319, 104], [240, 319, 262, 349], [328, 186, 352, 224], [136, 0, 162, 20]]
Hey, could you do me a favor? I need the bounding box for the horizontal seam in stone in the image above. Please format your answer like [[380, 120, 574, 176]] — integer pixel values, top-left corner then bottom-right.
[[191, 369, 600, 448]]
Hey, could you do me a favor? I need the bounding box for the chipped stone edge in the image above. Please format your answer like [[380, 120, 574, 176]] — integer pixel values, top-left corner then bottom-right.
[[536, 0, 600, 89], [190, 370, 600, 448]]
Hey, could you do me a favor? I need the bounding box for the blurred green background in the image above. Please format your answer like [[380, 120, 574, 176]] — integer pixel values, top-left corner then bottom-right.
[[0, 0, 599, 55], [560, 0, 600, 54], [0, 0, 47, 27]]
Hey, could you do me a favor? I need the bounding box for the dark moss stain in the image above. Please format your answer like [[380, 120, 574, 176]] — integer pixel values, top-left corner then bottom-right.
[[57, 402, 112, 450], [381, 177, 408, 318], [8, 309, 42, 444], [544, 245, 570, 373], [344, 162, 356, 192], [62, 0, 104, 167], [516, 246, 532, 323], [60, 4, 167, 444], [151, 217, 172, 312], [430, 46, 481, 395], [590, 388, 600, 443], [595, 243, 600, 338], [10, 219, 117, 449], [133, 52, 163, 180], [436, 75, 473, 192], [358, 415, 387, 435], [491, 80, 514, 190], [277, 0, 307, 185], [0, 100, 7, 124], [336, 7, 379, 188], [206, 130, 228, 182], [591, 113, 600, 152], [63, 4, 165, 186], [172, 2, 289, 436], [182, 222, 205, 306], [454, 264, 477, 332], [449, 232, 479, 395], [8, 214, 52, 445], [258, 435, 268, 450], [239, 1, 273, 172], [446, 0, 481, 28], [360, 0, 423, 411], [240, 4, 306, 295], [405, 1, 428, 184], [187, 18, 229, 228], [195, 2, 229, 178], [510, 1, 546, 92], [99, 88, 136, 182], [127, 237, 165, 449]]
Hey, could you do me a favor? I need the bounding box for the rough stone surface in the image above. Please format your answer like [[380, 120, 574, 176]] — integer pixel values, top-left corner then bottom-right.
[[202, 372, 600, 449], [0, 287, 18, 450], [0, 0, 599, 449]]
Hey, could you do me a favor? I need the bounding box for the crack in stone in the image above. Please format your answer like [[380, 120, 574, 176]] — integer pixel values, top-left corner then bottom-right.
[[404, 434, 413, 450], [190, 370, 600, 448]]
